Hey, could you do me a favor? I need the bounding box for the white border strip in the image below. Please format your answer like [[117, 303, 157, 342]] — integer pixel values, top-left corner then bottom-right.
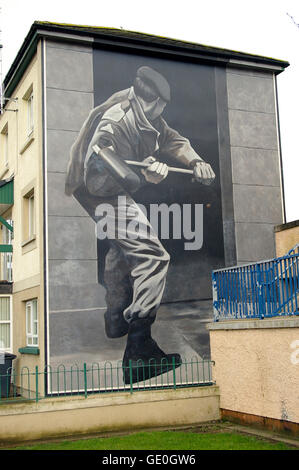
[[42, 39, 51, 374], [273, 74, 286, 224]]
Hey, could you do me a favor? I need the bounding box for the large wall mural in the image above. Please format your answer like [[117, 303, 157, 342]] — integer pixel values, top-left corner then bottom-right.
[[48, 47, 225, 387]]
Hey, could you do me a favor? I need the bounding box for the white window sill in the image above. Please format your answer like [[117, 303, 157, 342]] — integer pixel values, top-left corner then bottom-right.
[[20, 133, 34, 155], [0, 165, 9, 179], [21, 234, 36, 248]]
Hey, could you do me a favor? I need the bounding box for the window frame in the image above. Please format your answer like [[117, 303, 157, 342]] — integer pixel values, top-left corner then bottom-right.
[[25, 299, 38, 347], [27, 91, 34, 137], [22, 186, 36, 245], [0, 295, 13, 353], [1, 122, 9, 168], [2, 219, 13, 282], [22, 84, 34, 139], [28, 192, 35, 239]]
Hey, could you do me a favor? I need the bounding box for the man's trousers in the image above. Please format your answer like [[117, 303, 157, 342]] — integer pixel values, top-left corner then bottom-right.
[[96, 195, 170, 324]]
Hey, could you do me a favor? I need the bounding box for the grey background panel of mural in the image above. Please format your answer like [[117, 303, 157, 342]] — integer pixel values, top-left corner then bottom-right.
[[45, 40, 103, 324], [228, 110, 278, 150], [47, 130, 80, 174], [234, 223, 277, 262], [47, 173, 87, 217], [214, 66, 236, 268], [233, 185, 282, 224], [48, 216, 97, 260], [47, 88, 93, 131], [231, 147, 281, 187], [46, 45, 93, 92], [226, 72, 276, 114], [226, 67, 283, 263]]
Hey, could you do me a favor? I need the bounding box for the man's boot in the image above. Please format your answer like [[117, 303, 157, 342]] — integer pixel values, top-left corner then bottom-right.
[[122, 316, 182, 385]]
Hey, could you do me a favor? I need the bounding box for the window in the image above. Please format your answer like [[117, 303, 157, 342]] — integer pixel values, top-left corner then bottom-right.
[[1, 123, 8, 167], [1, 220, 13, 282], [0, 296, 12, 351], [27, 91, 34, 136], [28, 193, 35, 238], [25, 299, 38, 347], [22, 85, 34, 138], [4, 129, 8, 166], [22, 188, 35, 242]]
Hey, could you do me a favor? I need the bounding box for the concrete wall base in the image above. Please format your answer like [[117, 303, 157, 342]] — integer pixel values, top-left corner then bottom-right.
[[221, 409, 299, 436], [0, 385, 220, 445]]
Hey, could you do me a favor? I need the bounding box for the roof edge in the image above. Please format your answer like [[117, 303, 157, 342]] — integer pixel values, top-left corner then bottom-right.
[[3, 21, 290, 98], [33, 21, 290, 66]]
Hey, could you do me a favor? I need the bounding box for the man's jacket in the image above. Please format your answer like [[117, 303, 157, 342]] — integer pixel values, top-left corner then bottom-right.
[[64, 87, 203, 283], [65, 87, 202, 199]]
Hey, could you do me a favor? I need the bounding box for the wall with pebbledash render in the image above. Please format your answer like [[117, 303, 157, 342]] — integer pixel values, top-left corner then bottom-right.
[[274, 219, 299, 257], [208, 318, 299, 432]]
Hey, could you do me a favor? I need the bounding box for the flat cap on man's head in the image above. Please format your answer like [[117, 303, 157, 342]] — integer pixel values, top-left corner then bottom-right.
[[136, 66, 171, 102]]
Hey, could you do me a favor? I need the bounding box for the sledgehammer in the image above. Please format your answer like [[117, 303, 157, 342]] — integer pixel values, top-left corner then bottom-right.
[[92, 144, 194, 193]]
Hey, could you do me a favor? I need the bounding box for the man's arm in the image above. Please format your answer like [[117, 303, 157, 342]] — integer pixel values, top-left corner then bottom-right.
[[158, 119, 215, 185], [84, 118, 135, 196], [85, 152, 124, 197]]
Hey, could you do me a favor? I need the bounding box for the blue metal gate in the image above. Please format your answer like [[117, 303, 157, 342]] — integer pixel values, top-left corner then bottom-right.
[[212, 245, 299, 321]]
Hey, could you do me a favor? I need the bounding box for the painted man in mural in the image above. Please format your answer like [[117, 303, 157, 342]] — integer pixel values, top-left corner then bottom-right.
[[65, 66, 215, 384]]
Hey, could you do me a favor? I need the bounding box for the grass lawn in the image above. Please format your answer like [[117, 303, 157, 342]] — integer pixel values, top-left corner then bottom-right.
[[6, 431, 297, 451]]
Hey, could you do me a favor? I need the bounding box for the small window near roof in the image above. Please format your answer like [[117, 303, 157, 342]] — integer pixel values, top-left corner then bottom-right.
[[1, 123, 8, 167], [23, 85, 34, 138], [27, 92, 34, 136]]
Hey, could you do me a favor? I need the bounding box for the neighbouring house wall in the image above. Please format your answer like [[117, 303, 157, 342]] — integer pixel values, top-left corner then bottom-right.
[[226, 67, 284, 264], [275, 220, 299, 257], [9, 49, 43, 285], [0, 41, 45, 367], [209, 318, 299, 425], [12, 286, 45, 393]]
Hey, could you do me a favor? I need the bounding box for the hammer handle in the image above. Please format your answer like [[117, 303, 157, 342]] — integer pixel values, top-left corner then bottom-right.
[[125, 160, 194, 175]]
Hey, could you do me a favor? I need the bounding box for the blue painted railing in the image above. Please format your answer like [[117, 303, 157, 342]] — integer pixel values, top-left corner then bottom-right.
[[212, 244, 299, 321]]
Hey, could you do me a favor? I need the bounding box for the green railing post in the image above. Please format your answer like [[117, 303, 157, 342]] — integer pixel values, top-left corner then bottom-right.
[[35, 365, 39, 402], [172, 357, 177, 390], [0, 358, 215, 403], [83, 363, 87, 398], [6, 370, 10, 398], [129, 360, 133, 394]]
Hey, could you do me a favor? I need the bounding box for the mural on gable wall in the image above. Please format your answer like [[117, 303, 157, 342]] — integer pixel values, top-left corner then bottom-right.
[[47, 48, 225, 389]]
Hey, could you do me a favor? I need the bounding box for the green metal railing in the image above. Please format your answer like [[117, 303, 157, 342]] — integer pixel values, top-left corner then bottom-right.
[[0, 357, 215, 403]]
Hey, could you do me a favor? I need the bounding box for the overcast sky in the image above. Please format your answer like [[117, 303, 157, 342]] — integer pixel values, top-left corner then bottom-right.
[[1, 0, 298, 222]]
